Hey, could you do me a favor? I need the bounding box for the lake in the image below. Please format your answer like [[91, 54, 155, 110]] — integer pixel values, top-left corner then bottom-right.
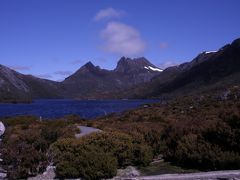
[[0, 99, 159, 119]]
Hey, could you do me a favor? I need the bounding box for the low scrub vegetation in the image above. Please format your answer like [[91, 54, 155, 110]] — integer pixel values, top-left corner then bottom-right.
[[50, 131, 153, 179], [1, 86, 240, 179], [0, 115, 80, 179], [93, 86, 240, 171]]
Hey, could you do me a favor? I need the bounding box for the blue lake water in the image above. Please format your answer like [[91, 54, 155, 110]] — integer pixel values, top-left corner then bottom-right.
[[0, 99, 159, 119]]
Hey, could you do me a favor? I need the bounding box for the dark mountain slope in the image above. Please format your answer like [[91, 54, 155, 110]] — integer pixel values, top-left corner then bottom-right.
[[62, 62, 117, 98], [22, 75, 61, 99], [157, 38, 240, 95], [122, 38, 240, 98]]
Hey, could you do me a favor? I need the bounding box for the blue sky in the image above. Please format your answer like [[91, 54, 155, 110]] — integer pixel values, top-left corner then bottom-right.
[[0, 0, 240, 81]]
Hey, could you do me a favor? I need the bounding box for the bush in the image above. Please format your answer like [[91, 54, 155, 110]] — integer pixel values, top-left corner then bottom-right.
[[162, 112, 240, 171], [50, 131, 153, 179], [56, 161, 80, 178], [1, 116, 77, 179], [133, 144, 153, 166], [56, 151, 117, 180]]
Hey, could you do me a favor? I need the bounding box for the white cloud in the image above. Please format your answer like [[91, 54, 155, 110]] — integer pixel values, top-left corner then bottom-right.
[[8, 65, 31, 71], [36, 74, 52, 79], [94, 7, 125, 21], [54, 70, 72, 76], [158, 61, 178, 69], [71, 59, 83, 65], [101, 22, 146, 56]]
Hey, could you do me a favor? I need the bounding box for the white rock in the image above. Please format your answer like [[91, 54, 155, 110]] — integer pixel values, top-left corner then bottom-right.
[[0, 121, 5, 137]]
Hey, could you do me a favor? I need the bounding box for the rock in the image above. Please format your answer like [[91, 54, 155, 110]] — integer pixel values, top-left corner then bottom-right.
[[111, 166, 140, 179], [0, 172, 7, 179], [28, 165, 56, 180], [0, 121, 5, 137], [0, 121, 7, 179]]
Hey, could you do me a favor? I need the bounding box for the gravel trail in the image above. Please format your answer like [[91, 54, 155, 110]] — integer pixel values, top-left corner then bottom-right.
[[75, 125, 102, 138], [137, 170, 240, 180]]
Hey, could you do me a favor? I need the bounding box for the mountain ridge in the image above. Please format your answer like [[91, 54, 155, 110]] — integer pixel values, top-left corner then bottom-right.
[[121, 38, 240, 99], [0, 38, 239, 102], [62, 57, 162, 99], [0, 57, 162, 101]]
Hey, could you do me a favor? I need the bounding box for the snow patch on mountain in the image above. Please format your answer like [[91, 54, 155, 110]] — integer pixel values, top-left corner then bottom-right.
[[205, 51, 217, 54], [144, 66, 163, 72]]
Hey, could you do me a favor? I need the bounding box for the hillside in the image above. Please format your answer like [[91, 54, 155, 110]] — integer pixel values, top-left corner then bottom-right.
[[0, 65, 61, 103]]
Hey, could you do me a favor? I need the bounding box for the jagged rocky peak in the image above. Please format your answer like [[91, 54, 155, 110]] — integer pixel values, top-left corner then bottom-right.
[[76, 61, 102, 72], [114, 56, 162, 73], [81, 61, 95, 69], [116, 56, 151, 67]]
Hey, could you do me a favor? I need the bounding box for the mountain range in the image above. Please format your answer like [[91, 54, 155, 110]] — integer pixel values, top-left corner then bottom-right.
[[0, 38, 239, 102], [0, 57, 162, 102]]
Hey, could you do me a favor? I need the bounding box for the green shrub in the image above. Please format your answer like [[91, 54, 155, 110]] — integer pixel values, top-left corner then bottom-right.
[[56, 161, 80, 178], [1, 116, 77, 179], [56, 151, 117, 180], [133, 144, 153, 166], [50, 131, 153, 179]]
